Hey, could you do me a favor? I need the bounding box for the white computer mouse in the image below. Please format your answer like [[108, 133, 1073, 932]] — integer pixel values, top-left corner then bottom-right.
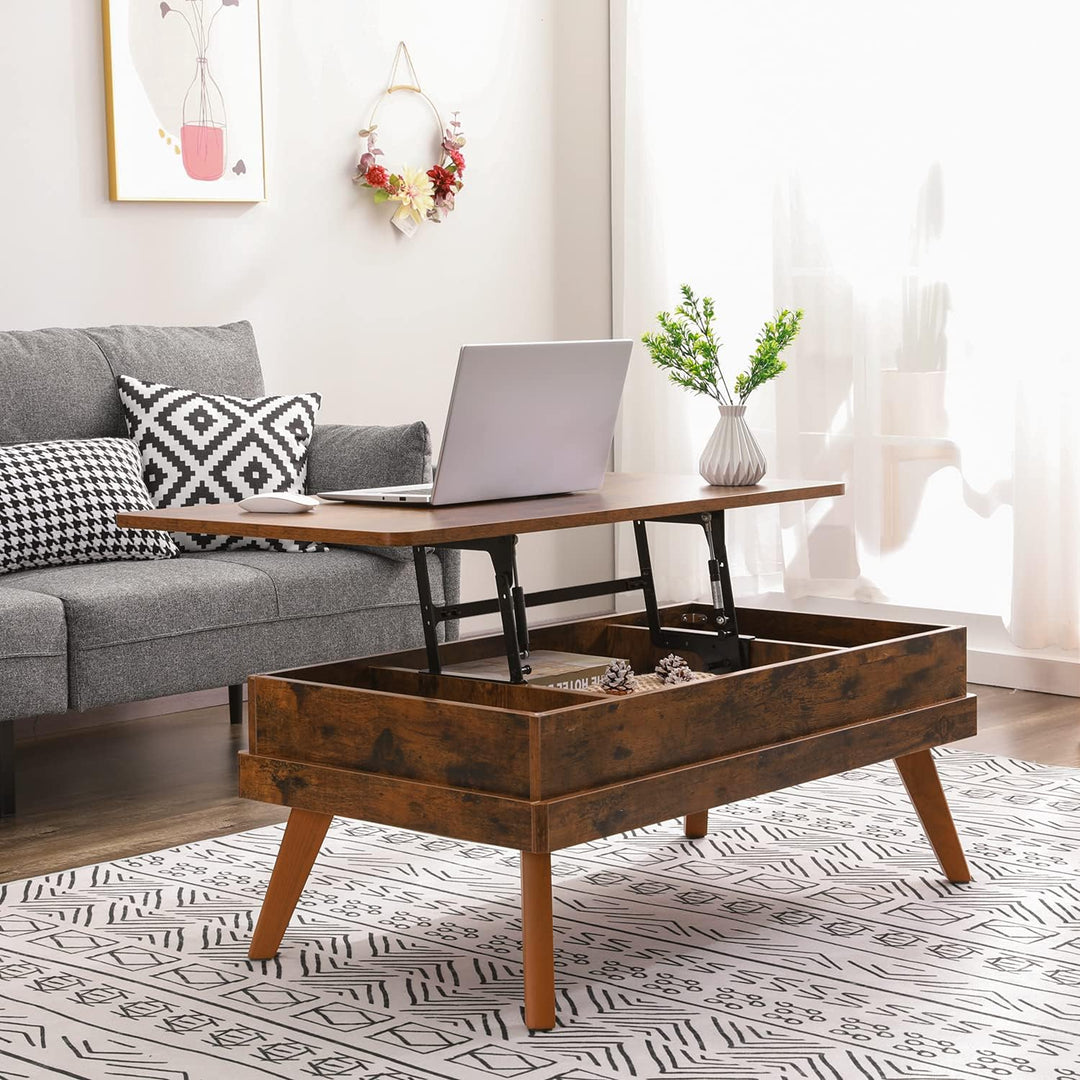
[[239, 492, 321, 514]]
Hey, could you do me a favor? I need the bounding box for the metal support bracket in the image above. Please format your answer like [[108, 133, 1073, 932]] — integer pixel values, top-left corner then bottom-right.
[[636, 512, 747, 672], [411, 510, 749, 683]]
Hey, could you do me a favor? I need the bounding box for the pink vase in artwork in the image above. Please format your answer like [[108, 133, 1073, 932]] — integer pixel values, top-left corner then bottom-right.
[[181, 57, 226, 181]]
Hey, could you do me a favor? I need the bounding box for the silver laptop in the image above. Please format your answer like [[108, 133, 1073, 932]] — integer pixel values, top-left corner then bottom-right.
[[318, 340, 632, 506]]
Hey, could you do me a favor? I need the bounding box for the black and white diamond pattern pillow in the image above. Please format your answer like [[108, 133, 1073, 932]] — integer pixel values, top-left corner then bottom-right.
[[116, 375, 324, 553], [0, 438, 178, 574]]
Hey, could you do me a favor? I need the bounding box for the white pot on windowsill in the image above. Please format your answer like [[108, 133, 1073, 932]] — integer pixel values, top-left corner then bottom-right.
[[699, 404, 767, 486]]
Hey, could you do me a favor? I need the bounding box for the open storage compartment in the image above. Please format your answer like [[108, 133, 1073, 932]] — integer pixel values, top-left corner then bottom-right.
[[240, 604, 975, 851]]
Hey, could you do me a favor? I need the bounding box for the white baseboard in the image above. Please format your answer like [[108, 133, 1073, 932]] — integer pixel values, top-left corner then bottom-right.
[[967, 650, 1079, 696]]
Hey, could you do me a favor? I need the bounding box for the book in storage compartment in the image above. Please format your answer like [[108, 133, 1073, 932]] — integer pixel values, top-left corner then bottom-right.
[[441, 650, 619, 690]]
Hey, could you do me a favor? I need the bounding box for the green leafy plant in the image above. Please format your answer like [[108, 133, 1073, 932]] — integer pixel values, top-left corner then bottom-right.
[[641, 284, 803, 406]]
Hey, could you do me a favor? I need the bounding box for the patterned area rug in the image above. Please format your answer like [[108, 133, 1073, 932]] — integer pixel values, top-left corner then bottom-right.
[[2, 751, 1079, 1080]]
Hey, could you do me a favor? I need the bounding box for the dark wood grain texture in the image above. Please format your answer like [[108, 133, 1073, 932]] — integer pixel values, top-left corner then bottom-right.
[[248, 618, 965, 803], [117, 474, 844, 547], [0, 682, 1064, 884], [542, 695, 976, 850], [618, 603, 936, 648], [238, 752, 538, 850], [250, 675, 538, 798], [530, 626, 967, 798], [239, 694, 974, 854]]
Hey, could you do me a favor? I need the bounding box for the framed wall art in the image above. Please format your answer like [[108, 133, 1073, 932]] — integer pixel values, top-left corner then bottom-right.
[[102, 0, 266, 202]]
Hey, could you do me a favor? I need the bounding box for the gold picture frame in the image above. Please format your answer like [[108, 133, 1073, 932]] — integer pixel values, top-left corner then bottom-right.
[[102, 0, 266, 202]]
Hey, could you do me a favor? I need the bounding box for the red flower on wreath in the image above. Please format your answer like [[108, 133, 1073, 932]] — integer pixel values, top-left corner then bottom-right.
[[427, 165, 456, 199], [365, 164, 390, 189], [448, 148, 465, 172]]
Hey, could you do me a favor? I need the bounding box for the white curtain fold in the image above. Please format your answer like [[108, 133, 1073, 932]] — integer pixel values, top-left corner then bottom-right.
[[612, 0, 1079, 653]]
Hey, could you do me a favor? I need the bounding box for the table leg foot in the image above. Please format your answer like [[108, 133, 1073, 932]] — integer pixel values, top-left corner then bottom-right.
[[249, 808, 333, 960], [521, 851, 555, 1030], [894, 749, 971, 884], [684, 810, 709, 839]]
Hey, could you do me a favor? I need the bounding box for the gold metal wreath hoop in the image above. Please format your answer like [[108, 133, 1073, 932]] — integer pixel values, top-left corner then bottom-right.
[[368, 42, 445, 135], [353, 42, 466, 236]]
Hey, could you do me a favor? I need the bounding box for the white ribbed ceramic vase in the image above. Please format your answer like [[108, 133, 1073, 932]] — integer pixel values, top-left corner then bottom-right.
[[699, 404, 767, 486]]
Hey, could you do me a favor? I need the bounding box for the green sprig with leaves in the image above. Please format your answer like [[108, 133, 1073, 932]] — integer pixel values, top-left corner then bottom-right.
[[641, 284, 803, 406]]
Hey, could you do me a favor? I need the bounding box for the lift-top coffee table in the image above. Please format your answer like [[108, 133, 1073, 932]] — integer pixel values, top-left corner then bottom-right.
[[119, 474, 975, 1030]]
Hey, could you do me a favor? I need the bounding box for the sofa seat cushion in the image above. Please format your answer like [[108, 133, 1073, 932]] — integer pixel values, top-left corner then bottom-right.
[[194, 549, 441, 618], [2, 558, 279, 648], [0, 588, 68, 721], [0, 550, 443, 711]]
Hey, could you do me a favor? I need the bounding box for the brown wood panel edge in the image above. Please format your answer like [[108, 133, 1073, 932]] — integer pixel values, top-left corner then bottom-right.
[[263, 603, 962, 688], [548, 692, 975, 807], [247, 672, 583, 718], [239, 694, 974, 853], [238, 751, 543, 851], [251, 626, 964, 722], [543, 695, 976, 849]]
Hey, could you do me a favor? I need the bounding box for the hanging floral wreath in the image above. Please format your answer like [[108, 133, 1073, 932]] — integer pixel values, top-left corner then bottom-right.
[[353, 112, 466, 232]]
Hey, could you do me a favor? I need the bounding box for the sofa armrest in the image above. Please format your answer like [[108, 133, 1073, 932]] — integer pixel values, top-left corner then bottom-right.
[[306, 421, 431, 562], [307, 421, 432, 492]]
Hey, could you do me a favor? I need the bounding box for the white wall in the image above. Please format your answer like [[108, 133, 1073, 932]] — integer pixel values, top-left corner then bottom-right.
[[0, 1, 613, 643]]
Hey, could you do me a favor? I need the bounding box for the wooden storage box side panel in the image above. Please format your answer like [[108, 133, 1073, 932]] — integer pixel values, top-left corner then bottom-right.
[[615, 603, 937, 647], [575, 622, 840, 673], [731, 605, 936, 647], [542, 694, 977, 850], [239, 752, 538, 850], [535, 625, 968, 799], [249, 675, 535, 798]]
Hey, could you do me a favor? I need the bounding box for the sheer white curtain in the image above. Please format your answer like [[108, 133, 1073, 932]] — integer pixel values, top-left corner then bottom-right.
[[612, 0, 1079, 653]]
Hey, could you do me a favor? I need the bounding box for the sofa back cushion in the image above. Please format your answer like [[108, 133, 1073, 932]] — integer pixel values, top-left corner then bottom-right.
[[0, 321, 264, 445]]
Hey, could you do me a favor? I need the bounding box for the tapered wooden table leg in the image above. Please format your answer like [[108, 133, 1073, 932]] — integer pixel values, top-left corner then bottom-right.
[[520, 851, 555, 1030], [894, 749, 971, 883], [684, 810, 709, 839], [249, 808, 333, 959]]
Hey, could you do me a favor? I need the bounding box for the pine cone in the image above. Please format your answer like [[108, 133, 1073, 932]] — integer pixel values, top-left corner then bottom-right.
[[600, 658, 636, 694], [655, 653, 694, 685]]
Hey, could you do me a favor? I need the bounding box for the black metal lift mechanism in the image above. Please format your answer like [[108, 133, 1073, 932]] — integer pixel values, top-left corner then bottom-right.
[[412, 511, 751, 684]]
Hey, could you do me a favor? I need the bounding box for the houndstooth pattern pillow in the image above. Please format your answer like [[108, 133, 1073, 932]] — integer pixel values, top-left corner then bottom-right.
[[117, 375, 324, 553], [0, 438, 178, 574]]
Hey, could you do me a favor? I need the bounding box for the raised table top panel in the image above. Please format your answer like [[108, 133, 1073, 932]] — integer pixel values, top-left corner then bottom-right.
[[117, 473, 844, 546]]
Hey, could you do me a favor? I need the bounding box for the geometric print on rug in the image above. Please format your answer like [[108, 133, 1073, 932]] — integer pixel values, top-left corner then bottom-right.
[[0, 436, 177, 574], [116, 374, 324, 553], [1, 750, 1079, 1079]]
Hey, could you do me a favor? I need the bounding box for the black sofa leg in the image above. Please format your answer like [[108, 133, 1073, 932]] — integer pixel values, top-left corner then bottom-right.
[[228, 684, 244, 726], [1, 718, 14, 818]]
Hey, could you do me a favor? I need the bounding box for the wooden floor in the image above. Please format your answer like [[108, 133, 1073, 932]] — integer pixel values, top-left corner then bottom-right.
[[0, 684, 1076, 883]]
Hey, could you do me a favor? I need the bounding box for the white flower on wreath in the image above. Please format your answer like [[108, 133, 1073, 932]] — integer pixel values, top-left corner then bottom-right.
[[390, 167, 435, 227]]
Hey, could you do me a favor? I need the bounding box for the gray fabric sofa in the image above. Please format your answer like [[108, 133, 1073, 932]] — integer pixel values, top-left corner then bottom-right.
[[0, 321, 459, 816]]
